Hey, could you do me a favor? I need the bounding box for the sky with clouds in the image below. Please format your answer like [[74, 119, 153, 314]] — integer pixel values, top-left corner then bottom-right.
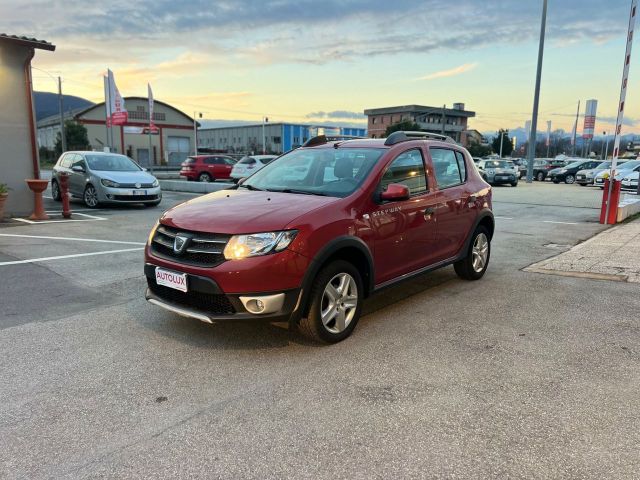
[[3, 0, 639, 133]]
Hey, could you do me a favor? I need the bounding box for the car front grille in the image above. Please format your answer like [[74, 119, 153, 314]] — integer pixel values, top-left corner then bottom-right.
[[151, 225, 229, 267], [117, 182, 156, 188], [113, 194, 159, 201], [148, 279, 235, 314]]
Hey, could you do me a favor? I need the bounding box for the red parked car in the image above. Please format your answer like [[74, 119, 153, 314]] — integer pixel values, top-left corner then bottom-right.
[[145, 132, 494, 343], [179, 155, 237, 182]]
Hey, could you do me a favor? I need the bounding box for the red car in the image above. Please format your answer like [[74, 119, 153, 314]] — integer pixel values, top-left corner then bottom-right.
[[179, 155, 237, 182], [145, 132, 494, 343]]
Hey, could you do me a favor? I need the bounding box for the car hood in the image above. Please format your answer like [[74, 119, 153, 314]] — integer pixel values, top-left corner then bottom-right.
[[595, 168, 634, 178], [160, 189, 341, 234], [548, 168, 563, 174], [92, 170, 157, 183], [577, 169, 597, 175]]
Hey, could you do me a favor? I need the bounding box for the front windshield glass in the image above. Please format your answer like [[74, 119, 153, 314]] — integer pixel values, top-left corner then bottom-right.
[[485, 161, 513, 168], [242, 147, 385, 197], [86, 154, 141, 172], [596, 162, 612, 169], [618, 160, 640, 170]]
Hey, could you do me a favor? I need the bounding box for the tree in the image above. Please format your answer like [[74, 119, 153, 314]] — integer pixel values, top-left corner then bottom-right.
[[491, 129, 513, 157], [385, 120, 422, 137], [55, 120, 90, 156], [467, 143, 492, 158]]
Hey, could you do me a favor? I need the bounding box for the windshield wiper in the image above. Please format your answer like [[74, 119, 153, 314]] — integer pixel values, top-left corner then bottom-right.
[[239, 184, 264, 191], [267, 188, 327, 196]]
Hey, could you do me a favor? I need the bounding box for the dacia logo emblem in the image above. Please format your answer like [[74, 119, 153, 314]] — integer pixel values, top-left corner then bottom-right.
[[135, 182, 141, 188], [173, 234, 189, 254]]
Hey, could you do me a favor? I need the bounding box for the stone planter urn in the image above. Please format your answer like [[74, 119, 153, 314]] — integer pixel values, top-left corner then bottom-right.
[[25, 179, 50, 221]]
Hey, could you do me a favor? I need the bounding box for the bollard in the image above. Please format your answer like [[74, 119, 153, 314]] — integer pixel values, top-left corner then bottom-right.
[[59, 173, 71, 218], [600, 178, 622, 225]]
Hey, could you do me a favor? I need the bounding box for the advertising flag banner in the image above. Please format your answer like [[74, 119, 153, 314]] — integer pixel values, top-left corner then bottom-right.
[[546, 121, 551, 147], [148, 83, 154, 127], [108, 69, 128, 125], [582, 99, 598, 140]]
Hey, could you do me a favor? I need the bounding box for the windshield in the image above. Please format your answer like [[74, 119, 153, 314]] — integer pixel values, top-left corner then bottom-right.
[[484, 161, 514, 168], [86, 154, 141, 172], [238, 157, 256, 165], [617, 160, 640, 170], [563, 161, 585, 169], [242, 147, 385, 197], [596, 162, 612, 169]]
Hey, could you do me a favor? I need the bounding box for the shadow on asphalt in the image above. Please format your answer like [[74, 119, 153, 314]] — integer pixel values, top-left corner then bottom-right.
[[140, 267, 458, 350]]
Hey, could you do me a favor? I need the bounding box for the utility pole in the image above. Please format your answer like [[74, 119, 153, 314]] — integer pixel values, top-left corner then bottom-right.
[[526, 0, 547, 183], [57, 76, 67, 153], [602, 131, 609, 160], [262, 116, 267, 154], [572, 100, 580, 156], [499, 131, 505, 158], [440, 105, 446, 135]]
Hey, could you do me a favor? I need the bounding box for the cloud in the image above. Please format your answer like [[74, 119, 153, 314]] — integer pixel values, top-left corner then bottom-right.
[[305, 110, 365, 120], [418, 63, 478, 81]]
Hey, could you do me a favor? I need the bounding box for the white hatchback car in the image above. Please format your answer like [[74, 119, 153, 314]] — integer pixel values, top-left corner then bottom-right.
[[230, 155, 277, 182]]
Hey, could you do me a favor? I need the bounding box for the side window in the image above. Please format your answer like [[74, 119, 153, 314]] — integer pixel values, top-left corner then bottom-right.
[[379, 149, 427, 196], [224, 158, 235, 165], [454, 151, 467, 181], [60, 153, 73, 168], [430, 148, 463, 189], [204, 157, 216, 165]]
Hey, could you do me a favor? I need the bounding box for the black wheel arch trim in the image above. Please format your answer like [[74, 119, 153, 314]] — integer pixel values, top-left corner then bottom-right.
[[292, 235, 375, 324], [461, 210, 494, 257]]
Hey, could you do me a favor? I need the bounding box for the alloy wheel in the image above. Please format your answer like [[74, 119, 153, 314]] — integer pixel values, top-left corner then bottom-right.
[[321, 273, 358, 334], [472, 233, 489, 273], [52, 181, 60, 199], [565, 174, 575, 184], [84, 186, 98, 207]]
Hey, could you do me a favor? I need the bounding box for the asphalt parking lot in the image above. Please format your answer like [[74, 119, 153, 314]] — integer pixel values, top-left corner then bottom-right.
[[1, 182, 639, 478]]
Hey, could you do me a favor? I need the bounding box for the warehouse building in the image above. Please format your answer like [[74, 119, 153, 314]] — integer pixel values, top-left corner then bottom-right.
[[37, 97, 197, 166], [198, 123, 367, 155], [364, 103, 476, 145]]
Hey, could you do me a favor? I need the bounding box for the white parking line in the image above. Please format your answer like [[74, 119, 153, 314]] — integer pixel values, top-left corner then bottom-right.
[[14, 212, 107, 224], [495, 216, 514, 220], [0, 248, 144, 266], [0, 233, 145, 246], [543, 221, 580, 225]]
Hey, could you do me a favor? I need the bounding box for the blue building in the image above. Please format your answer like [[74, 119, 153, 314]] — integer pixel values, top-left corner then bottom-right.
[[198, 123, 367, 155]]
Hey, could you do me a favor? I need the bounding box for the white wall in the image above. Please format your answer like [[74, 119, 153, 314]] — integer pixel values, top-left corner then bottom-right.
[[0, 42, 36, 216]]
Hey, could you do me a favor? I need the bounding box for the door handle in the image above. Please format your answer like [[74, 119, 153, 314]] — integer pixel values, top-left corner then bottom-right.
[[467, 195, 477, 205], [423, 207, 435, 218]]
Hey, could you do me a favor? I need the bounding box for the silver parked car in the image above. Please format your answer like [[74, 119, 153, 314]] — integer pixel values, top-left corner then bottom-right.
[[476, 159, 519, 186], [594, 160, 640, 188], [51, 151, 162, 208]]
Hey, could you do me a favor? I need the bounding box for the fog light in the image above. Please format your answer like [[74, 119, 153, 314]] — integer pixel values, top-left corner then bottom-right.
[[239, 294, 285, 315]]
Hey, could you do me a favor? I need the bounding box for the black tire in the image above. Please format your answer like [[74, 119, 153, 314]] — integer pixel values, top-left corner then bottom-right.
[[298, 260, 364, 343], [198, 172, 212, 182], [565, 174, 575, 184], [510, 180, 518, 187], [83, 184, 100, 208], [579, 183, 587, 187], [536, 172, 545, 182], [454, 226, 491, 281], [51, 180, 62, 201], [552, 179, 560, 184]]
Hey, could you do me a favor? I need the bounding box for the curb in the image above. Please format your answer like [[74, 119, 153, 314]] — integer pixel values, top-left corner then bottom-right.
[[159, 180, 233, 193]]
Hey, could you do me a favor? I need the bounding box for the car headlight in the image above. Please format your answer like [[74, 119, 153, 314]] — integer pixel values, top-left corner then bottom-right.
[[101, 178, 120, 188], [223, 230, 297, 260], [152, 178, 159, 187], [147, 221, 159, 246]]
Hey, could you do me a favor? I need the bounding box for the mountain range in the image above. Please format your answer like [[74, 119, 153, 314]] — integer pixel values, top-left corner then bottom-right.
[[33, 91, 94, 121]]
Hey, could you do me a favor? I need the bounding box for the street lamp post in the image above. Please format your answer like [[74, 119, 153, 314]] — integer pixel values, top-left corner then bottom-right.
[[33, 67, 66, 153], [193, 111, 202, 156], [499, 131, 505, 158], [526, 0, 548, 183], [603, 131, 609, 160]]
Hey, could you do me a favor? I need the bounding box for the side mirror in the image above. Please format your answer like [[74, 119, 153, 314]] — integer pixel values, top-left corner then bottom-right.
[[237, 177, 248, 185], [380, 183, 410, 201], [71, 165, 85, 173]]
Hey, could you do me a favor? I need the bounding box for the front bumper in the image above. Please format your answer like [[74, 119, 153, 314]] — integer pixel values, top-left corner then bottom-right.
[[489, 173, 517, 184], [575, 175, 593, 185], [99, 185, 162, 203], [144, 264, 301, 323], [621, 181, 639, 190]]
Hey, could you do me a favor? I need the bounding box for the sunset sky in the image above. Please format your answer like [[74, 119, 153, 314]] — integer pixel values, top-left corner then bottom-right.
[[4, 0, 639, 134]]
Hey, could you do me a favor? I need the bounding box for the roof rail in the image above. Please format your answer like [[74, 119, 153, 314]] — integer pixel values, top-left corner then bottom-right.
[[302, 134, 366, 148], [384, 131, 457, 146]]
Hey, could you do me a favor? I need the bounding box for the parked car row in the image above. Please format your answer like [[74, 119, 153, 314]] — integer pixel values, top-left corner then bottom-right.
[[179, 154, 278, 182]]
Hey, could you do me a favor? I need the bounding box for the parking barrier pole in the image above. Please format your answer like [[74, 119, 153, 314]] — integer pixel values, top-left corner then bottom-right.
[[59, 172, 71, 219]]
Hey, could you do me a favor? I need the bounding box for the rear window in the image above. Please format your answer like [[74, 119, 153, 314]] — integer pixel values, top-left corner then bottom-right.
[[260, 158, 275, 165], [184, 157, 196, 164], [239, 157, 256, 165]]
